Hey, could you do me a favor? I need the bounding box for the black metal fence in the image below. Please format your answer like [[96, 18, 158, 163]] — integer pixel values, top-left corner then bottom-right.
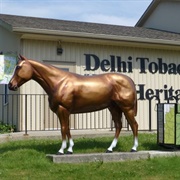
[[0, 94, 128, 133]]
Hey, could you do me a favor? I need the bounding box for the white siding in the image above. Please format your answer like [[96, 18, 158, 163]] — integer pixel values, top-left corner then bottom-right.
[[0, 26, 21, 53], [20, 39, 180, 130]]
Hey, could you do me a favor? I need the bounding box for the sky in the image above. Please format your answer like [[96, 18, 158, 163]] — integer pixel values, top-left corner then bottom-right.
[[0, 0, 152, 26]]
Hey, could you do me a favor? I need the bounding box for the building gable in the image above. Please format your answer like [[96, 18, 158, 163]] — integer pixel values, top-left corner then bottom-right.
[[136, 0, 180, 33]]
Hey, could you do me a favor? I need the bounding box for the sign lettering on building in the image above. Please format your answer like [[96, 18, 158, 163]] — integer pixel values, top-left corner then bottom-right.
[[84, 54, 180, 101]]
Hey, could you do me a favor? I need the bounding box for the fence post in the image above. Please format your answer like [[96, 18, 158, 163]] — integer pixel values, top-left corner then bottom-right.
[[167, 95, 180, 104], [110, 120, 113, 131], [148, 95, 160, 131], [24, 94, 28, 136]]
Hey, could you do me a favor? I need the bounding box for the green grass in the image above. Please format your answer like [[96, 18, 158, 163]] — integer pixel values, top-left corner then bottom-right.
[[0, 133, 180, 180]]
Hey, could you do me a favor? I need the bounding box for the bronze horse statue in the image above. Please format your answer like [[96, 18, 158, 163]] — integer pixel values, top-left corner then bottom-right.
[[8, 55, 138, 154]]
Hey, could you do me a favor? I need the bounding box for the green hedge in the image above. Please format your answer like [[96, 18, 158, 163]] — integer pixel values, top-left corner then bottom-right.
[[0, 121, 16, 133]]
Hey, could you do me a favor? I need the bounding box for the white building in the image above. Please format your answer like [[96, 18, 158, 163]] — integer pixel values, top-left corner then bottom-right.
[[1, 0, 180, 131]]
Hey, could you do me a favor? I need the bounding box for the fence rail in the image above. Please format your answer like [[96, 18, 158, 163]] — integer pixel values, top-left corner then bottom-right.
[[0, 94, 128, 133]]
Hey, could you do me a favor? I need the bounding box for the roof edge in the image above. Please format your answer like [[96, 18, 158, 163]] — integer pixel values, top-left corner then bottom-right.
[[14, 27, 180, 47], [135, 0, 161, 27], [0, 19, 12, 31]]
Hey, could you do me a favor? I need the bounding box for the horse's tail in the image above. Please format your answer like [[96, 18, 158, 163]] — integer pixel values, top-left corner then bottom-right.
[[131, 79, 137, 117]]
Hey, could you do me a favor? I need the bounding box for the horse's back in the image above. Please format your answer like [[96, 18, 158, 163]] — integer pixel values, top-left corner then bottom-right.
[[76, 73, 136, 97]]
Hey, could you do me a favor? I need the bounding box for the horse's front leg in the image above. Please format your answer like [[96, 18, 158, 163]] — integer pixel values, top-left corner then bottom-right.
[[65, 117, 74, 154], [56, 106, 74, 155]]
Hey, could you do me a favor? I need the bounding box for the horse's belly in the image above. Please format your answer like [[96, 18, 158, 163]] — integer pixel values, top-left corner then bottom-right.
[[71, 103, 109, 113], [68, 83, 112, 113]]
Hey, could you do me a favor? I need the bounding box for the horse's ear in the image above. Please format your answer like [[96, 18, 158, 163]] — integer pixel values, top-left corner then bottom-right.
[[18, 54, 28, 60]]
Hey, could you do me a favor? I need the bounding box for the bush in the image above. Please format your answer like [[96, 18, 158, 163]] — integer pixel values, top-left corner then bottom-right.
[[0, 121, 16, 134]]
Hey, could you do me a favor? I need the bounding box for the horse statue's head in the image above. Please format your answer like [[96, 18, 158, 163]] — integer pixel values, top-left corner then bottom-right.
[[8, 55, 33, 91]]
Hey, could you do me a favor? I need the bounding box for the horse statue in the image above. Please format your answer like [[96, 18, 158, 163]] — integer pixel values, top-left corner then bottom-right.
[[8, 55, 138, 154]]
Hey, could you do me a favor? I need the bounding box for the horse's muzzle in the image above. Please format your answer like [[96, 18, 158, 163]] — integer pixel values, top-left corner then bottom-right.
[[8, 82, 18, 91]]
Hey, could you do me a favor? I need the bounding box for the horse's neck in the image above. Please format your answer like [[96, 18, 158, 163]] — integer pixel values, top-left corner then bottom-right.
[[29, 60, 64, 94]]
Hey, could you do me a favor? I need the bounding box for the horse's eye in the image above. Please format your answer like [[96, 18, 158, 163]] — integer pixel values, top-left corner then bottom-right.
[[16, 66, 21, 70]]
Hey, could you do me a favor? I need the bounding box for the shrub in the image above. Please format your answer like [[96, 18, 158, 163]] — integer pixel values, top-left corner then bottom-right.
[[0, 121, 16, 133]]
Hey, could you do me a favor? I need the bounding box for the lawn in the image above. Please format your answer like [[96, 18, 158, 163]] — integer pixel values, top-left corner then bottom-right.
[[0, 133, 180, 180]]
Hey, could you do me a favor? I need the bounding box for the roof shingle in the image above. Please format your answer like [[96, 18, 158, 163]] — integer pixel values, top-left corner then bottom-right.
[[1, 14, 180, 42]]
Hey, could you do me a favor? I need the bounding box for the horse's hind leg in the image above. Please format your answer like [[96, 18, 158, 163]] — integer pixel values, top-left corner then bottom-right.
[[124, 108, 138, 152], [107, 105, 122, 153]]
